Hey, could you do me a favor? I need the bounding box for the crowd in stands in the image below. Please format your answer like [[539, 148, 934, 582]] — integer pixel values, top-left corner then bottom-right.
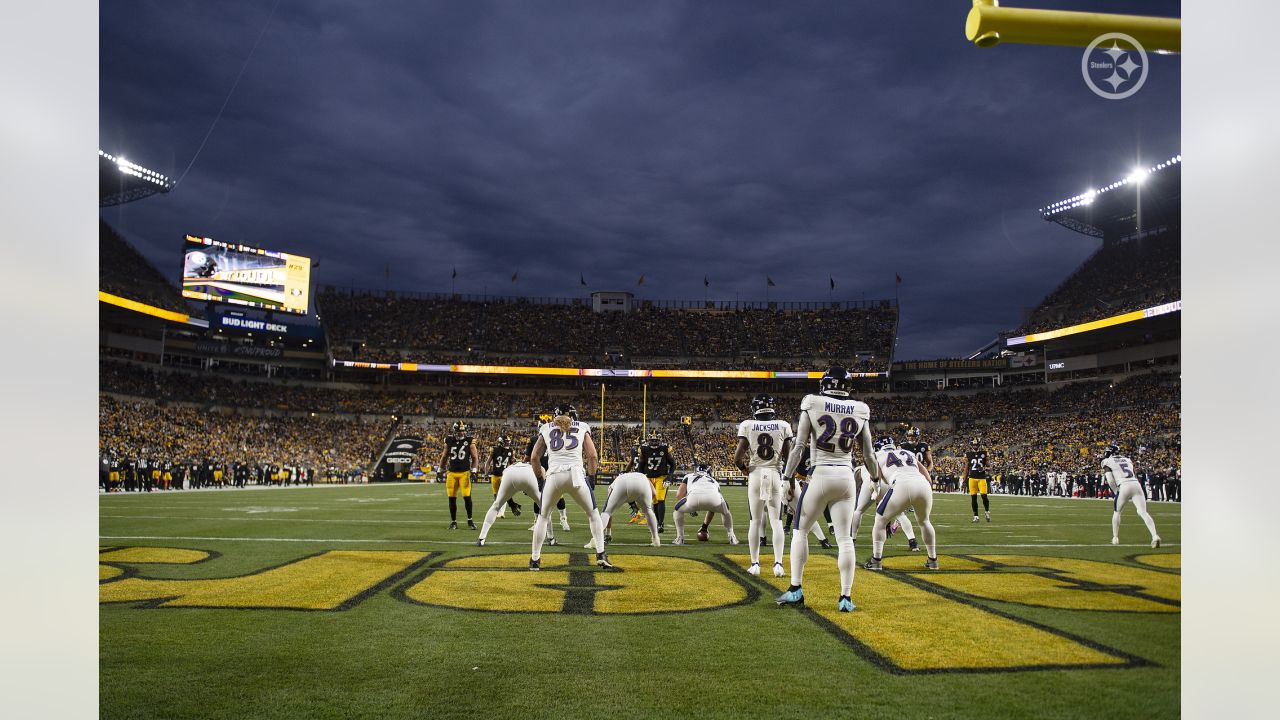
[[318, 290, 897, 372], [99, 396, 392, 490], [1019, 232, 1179, 335], [99, 220, 188, 314]]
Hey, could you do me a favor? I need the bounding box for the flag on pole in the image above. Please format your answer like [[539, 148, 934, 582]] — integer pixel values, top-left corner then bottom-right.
[[511, 271, 519, 283], [829, 276, 835, 290], [704, 275, 710, 288], [580, 272, 587, 286], [638, 275, 645, 286], [451, 267, 457, 279], [895, 273, 903, 284], [767, 276, 776, 287]]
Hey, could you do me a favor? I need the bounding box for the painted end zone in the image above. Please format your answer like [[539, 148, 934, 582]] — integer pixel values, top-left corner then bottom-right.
[[727, 554, 1134, 673]]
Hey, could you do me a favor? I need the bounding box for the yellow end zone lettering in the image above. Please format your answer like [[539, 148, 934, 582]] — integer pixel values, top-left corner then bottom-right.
[[100, 549, 431, 610], [728, 554, 1131, 673]]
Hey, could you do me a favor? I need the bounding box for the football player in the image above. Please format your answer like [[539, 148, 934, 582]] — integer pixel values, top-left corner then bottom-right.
[[631, 431, 676, 532], [850, 463, 919, 553], [900, 426, 934, 471], [486, 435, 521, 518], [671, 461, 738, 545], [780, 449, 833, 549], [591, 470, 660, 547], [1102, 445, 1161, 548], [862, 437, 939, 571], [438, 421, 479, 530], [963, 437, 992, 523], [528, 404, 611, 570], [777, 367, 880, 613], [476, 459, 556, 547], [735, 393, 792, 577], [524, 422, 569, 531]]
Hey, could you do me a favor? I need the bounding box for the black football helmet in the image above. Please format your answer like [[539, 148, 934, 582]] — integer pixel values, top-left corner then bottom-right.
[[646, 432, 663, 447], [692, 458, 712, 473], [451, 421, 467, 434], [552, 404, 578, 420], [907, 426, 921, 441], [874, 436, 896, 452], [970, 437, 981, 447], [496, 435, 509, 447], [750, 393, 777, 419], [1103, 444, 1121, 458], [819, 366, 852, 398]]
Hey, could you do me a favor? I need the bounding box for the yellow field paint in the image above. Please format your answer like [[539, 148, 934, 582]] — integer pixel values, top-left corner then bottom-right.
[[1132, 553, 1181, 570], [100, 547, 211, 564], [881, 554, 986, 572], [100, 565, 124, 581], [905, 555, 1179, 613], [100, 550, 427, 610], [729, 555, 1126, 672], [404, 553, 748, 614]]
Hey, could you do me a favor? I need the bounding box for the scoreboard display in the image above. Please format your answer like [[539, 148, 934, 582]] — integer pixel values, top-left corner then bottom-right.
[[181, 235, 311, 315]]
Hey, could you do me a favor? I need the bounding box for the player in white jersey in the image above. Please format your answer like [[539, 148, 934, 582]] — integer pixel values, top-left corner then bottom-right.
[[862, 437, 939, 570], [588, 471, 660, 547], [850, 465, 918, 551], [776, 367, 880, 613], [735, 394, 793, 577], [671, 462, 738, 545], [528, 404, 612, 570], [475, 462, 557, 547], [1101, 445, 1161, 548]]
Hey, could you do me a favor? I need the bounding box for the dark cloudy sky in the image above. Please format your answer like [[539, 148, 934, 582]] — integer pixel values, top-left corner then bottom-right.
[[99, 0, 1180, 359]]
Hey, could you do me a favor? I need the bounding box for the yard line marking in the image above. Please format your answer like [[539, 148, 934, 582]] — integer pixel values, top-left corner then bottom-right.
[[99, 534, 1179, 549]]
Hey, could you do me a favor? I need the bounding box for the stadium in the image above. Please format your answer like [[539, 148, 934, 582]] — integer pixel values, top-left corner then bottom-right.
[[96, 4, 1182, 720]]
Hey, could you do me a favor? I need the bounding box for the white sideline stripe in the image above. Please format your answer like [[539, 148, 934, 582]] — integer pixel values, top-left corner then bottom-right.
[[99, 534, 1179, 549]]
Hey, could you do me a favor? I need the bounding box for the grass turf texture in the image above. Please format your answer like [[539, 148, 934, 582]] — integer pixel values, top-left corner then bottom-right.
[[100, 482, 1180, 720]]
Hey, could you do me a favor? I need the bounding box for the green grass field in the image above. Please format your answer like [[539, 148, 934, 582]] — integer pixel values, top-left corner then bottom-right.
[[99, 482, 1180, 720]]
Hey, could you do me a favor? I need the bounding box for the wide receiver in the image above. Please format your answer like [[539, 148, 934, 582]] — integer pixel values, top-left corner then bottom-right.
[[735, 393, 792, 577], [528, 404, 612, 570], [1102, 444, 1162, 548], [963, 437, 992, 523], [862, 437, 939, 571], [438, 421, 479, 530], [777, 366, 880, 613]]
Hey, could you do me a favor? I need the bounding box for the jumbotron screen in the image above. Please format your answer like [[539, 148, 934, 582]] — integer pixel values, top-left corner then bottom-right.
[[180, 235, 311, 315]]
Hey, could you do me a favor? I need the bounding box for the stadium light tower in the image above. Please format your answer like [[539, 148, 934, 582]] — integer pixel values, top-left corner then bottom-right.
[[965, 0, 1180, 52], [99, 149, 174, 207]]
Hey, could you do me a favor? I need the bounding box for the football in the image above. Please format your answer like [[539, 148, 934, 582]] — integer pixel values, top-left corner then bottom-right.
[[697, 529, 709, 542]]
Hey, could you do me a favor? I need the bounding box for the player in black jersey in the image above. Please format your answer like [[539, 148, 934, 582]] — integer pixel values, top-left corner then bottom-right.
[[438, 421, 479, 530], [963, 437, 992, 522], [630, 432, 675, 533], [485, 435, 521, 517], [900, 426, 934, 473]]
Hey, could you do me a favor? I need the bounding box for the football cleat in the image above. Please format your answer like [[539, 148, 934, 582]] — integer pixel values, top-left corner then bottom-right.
[[1151, 537, 1161, 548], [635, 516, 648, 526], [985, 512, 991, 523], [776, 587, 805, 606], [819, 538, 833, 550], [628, 513, 641, 524], [449, 521, 458, 530], [827, 524, 835, 536], [529, 558, 540, 571], [583, 540, 596, 549], [650, 538, 661, 547], [476, 538, 486, 547], [972, 516, 979, 523], [748, 562, 761, 576], [837, 596, 855, 613], [604, 532, 612, 544], [596, 552, 614, 569], [863, 557, 883, 571], [760, 536, 767, 547], [1111, 537, 1120, 545], [656, 524, 665, 534], [560, 515, 571, 532], [909, 538, 920, 552], [773, 562, 785, 577], [671, 537, 685, 545], [925, 557, 939, 570], [496, 510, 506, 519], [510, 503, 522, 516], [548, 537, 559, 546], [467, 520, 477, 530]]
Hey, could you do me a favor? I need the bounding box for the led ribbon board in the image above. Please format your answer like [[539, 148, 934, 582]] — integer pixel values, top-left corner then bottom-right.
[[330, 360, 888, 379], [1006, 300, 1180, 346]]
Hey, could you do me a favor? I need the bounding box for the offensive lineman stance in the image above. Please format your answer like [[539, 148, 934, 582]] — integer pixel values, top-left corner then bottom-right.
[[735, 394, 792, 577], [476, 460, 555, 546], [590, 471, 661, 547], [439, 422, 479, 530], [1102, 445, 1162, 548], [850, 464, 919, 552], [671, 462, 738, 545], [862, 437, 939, 571], [777, 367, 879, 613], [529, 405, 612, 570]]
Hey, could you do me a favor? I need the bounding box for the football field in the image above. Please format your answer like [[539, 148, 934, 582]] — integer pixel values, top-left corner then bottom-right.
[[99, 482, 1181, 720]]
